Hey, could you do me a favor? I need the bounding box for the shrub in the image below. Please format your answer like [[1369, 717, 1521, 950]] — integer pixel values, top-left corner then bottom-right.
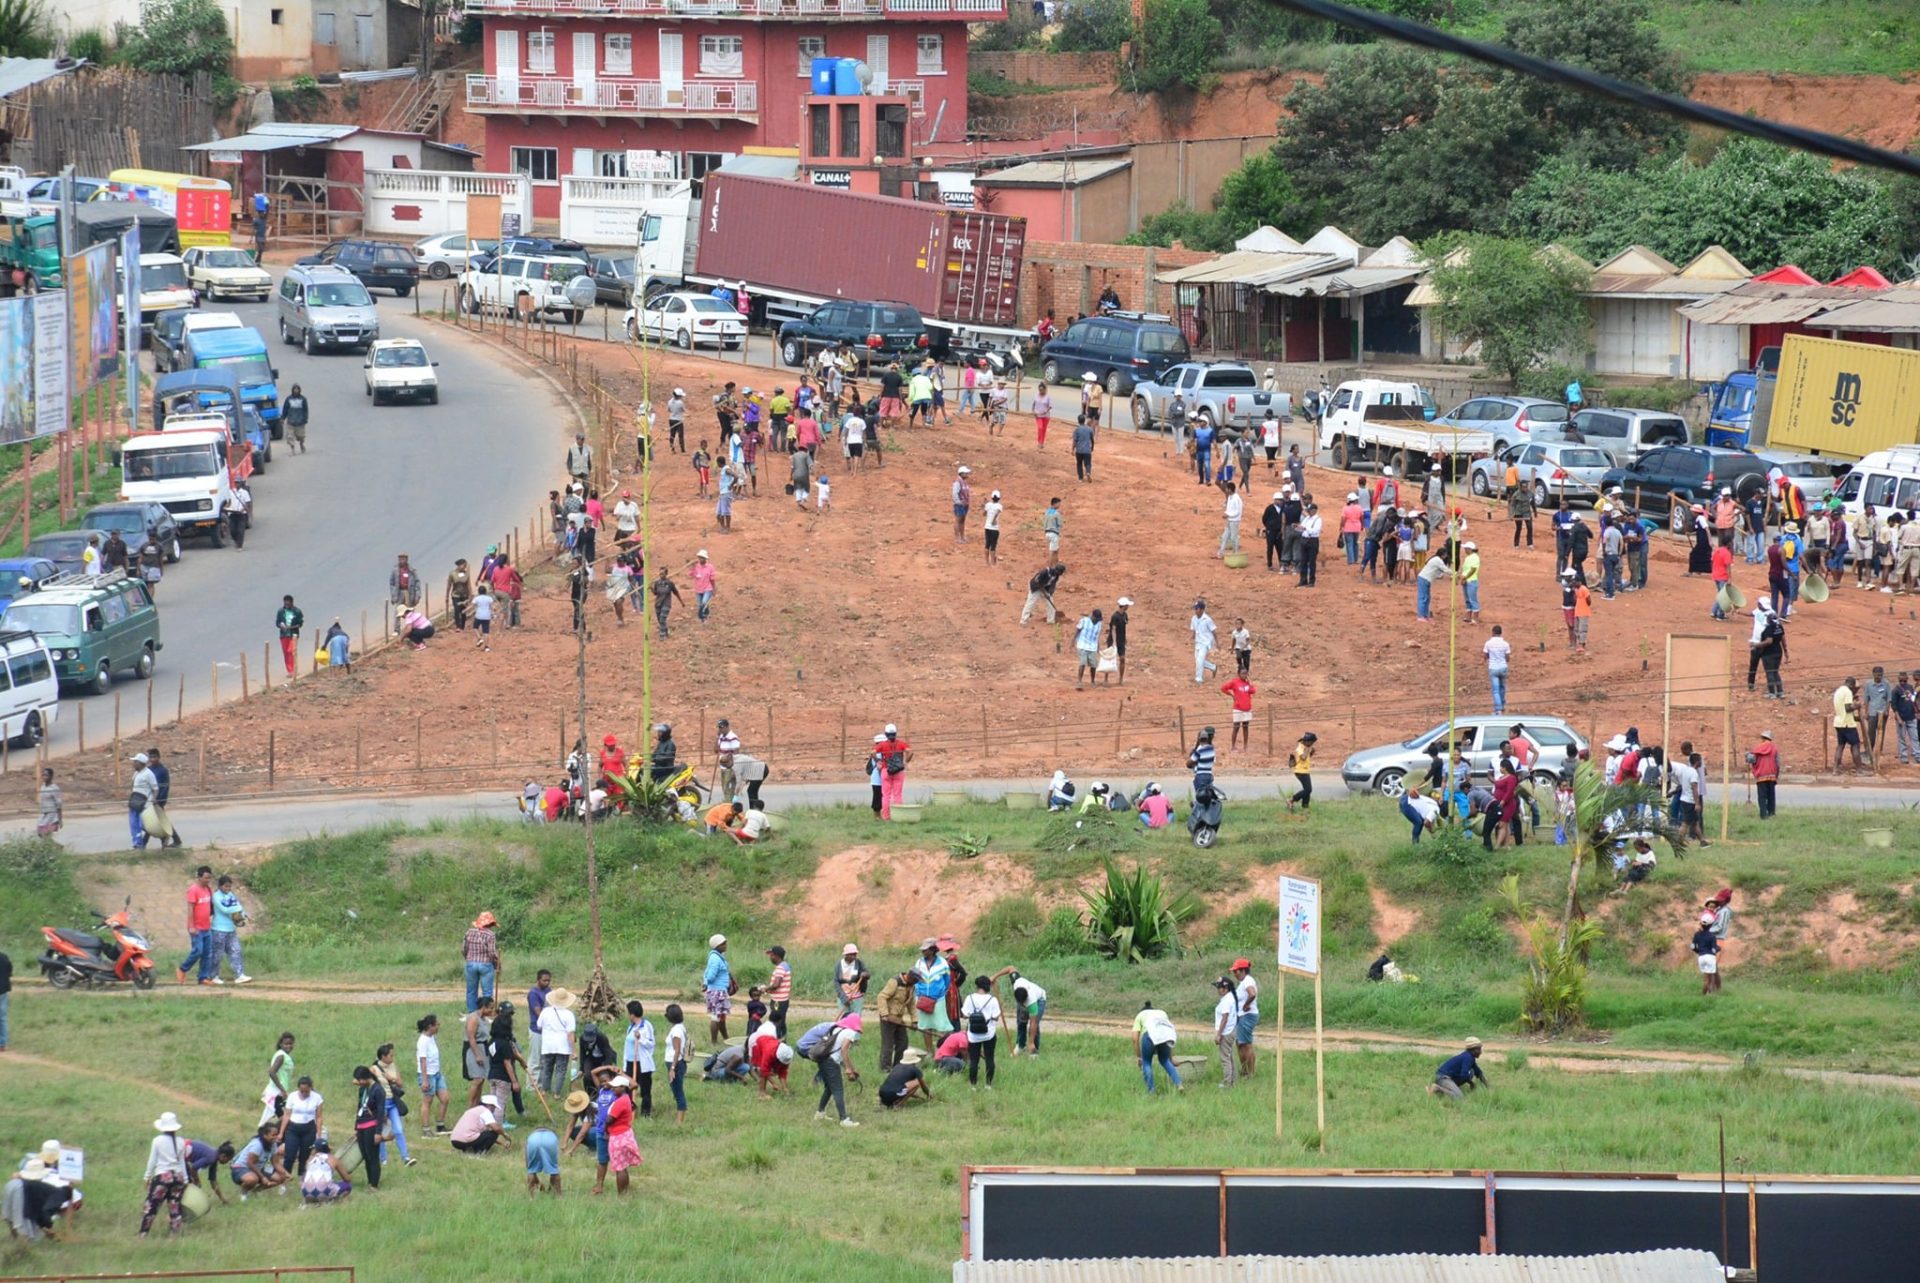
[[1444, 903, 1512, 961], [1038, 805, 1139, 856], [973, 895, 1044, 950], [1136, 0, 1223, 93], [1052, 0, 1132, 53], [65, 27, 110, 63], [975, 3, 1046, 53], [1082, 859, 1199, 962]]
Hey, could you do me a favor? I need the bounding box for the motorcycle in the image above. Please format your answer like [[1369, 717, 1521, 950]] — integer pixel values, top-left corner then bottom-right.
[[40, 899, 156, 990], [1188, 784, 1226, 849]]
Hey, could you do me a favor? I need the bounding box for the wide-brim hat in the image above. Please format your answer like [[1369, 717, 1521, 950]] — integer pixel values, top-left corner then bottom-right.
[[154, 1112, 182, 1133], [563, 1090, 591, 1114], [548, 988, 576, 1009], [474, 912, 497, 929]]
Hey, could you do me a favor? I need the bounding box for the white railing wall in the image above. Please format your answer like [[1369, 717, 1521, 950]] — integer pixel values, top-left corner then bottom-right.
[[559, 175, 685, 245], [364, 169, 535, 239]]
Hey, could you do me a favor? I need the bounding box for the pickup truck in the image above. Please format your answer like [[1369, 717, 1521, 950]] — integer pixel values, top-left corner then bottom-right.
[[1318, 378, 1490, 477], [1130, 362, 1290, 434], [458, 252, 598, 324]]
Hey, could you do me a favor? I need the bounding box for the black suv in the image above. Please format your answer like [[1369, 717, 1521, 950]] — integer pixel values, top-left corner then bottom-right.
[[778, 301, 928, 367], [297, 239, 422, 296], [1040, 311, 1190, 395], [1599, 445, 1769, 532]]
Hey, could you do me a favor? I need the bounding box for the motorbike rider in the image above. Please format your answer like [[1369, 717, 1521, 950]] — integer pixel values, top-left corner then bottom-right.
[[650, 723, 678, 783]]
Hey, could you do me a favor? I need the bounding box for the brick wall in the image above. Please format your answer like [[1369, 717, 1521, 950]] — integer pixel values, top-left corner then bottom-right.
[[1019, 240, 1210, 328], [971, 50, 1118, 88]]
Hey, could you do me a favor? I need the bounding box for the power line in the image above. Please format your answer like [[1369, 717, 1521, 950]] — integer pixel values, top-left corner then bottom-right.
[[1266, 0, 1920, 181]]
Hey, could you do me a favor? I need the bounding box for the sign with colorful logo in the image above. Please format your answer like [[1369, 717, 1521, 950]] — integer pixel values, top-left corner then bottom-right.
[[1278, 875, 1320, 977]]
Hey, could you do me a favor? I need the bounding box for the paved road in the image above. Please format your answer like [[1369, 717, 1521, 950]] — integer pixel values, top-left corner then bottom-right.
[[31, 773, 1914, 854], [34, 283, 565, 760]]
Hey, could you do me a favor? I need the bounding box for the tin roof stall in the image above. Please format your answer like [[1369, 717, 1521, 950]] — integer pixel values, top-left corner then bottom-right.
[[1576, 245, 1750, 379], [183, 122, 451, 240], [1262, 233, 1426, 361]]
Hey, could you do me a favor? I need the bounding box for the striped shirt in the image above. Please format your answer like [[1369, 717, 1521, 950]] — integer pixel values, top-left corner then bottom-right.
[[765, 960, 793, 1003], [1189, 743, 1216, 783], [462, 927, 498, 966]]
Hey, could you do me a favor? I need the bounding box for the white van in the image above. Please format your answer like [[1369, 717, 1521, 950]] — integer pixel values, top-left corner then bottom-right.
[[0, 628, 60, 747], [1830, 446, 1920, 521]]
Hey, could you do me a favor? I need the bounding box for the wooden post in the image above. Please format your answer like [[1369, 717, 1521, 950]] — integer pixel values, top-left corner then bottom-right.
[[198, 730, 207, 792], [268, 729, 276, 788], [1266, 704, 1274, 756], [263, 642, 272, 691], [842, 706, 850, 764], [177, 673, 185, 723], [1313, 968, 1326, 1152], [1177, 705, 1187, 752], [1114, 699, 1125, 755], [146, 678, 154, 733], [559, 713, 567, 762], [698, 705, 708, 766], [980, 705, 989, 760], [355, 724, 364, 778], [77, 702, 85, 753], [1350, 705, 1357, 747], [239, 651, 249, 701], [766, 704, 774, 754]]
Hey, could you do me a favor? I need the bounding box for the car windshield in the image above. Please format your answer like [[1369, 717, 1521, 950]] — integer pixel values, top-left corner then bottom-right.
[[1522, 403, 1569, 423], [602, 257, 634, 277], [27, 223, 57, 249], [1137, 327, 1188, 356], [687, 297, 732, 314], [1560, 449, 1612, 468], [203, 250, 255, 269], [309, 282, 372, 306], [2, 603, 80, 634], [374, 346, 428, 367], [1204, 369, 1257, 388], [1579, 418, 1628, 438], [124, 443, 221, 480], [144, 262, 189, 291], [30, 537, 86, 558], [1719, 386, 1754, 414], [85, 510, 145, 534], [1772, 460, 1820, 478]]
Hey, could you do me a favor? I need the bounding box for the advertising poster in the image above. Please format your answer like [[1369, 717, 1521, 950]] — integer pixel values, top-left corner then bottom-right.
[[122, 227, 141, 424], [1277, 875, 1321, 977], [0, 295, 31, 445], [66, 240, 120, 394], [33, 291, 69, 440]]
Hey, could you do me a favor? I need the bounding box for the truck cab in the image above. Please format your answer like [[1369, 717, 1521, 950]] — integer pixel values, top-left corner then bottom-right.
[[1706, 346, 1780, 449], [0, 210, 62, 290], [1320, 380, 1436, 440], [181, 326, 281, 435], [635, 183, 699, 301], [120, 427, 237, 547], [118, 252, 194, 328], [151, 367, 267, 474]]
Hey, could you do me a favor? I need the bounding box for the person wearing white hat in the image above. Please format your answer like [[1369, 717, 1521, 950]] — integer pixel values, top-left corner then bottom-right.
[[665, 387, 687, 452], [702, 935, 733, 1044], [449, 1094, 506, 1154], [690, 550, 717, 624], [953, 466, 973, 543], [982, 489, 1003, 565], [875, 724, 912, 820], [139, 1112, 190, 1236], [1262, 490, 1288, 572], [1297, 500, 1323, 587], [834, 943, 871, 1016]]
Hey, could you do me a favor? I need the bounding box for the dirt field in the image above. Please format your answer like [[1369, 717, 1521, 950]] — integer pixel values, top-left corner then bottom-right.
[[14, 322, 1920, 812]]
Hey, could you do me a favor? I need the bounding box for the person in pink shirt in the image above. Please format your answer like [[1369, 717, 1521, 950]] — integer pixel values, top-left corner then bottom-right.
[[584, 490, 605, 529], [794, 411, 822, 461], [1136, 782, 1172, 828], [1340, 493, 1366, 564], [935, 1028, 968, 1069], [690, 551, 718, 623]]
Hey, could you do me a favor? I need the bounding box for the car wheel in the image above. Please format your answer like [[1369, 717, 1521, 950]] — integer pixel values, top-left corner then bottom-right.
[[209, 518, 226, 548], [395, 285, 413, 299], [1670, 497, 1690, 536], [1104, 369, 1127, 397], [167, 537, 181, 563], [302, 328, 316, 357], [270, 421, 284, 440], [1470, 470, 1490, 497], [428, 389, 439, 405], [14, 711, 42, 748], [626, 317, 640, 342], [1373, 768, 1407, 799], [462, 286, 481, 315], [372, 389, 385, 406], [429, 261, 451, 280], [1132, 396, 1152, 432], [1531, 771, 1560, 791], [676, 328, 692, 350], [1534, 479, 1553, 510], [279, 317, 293, 345], [1331, 437, 1351, 471], [134, 644, 155, 680], [90, 662, 112, 697], [1041, 359, 1062, 385], [780, 338, 801, 367]]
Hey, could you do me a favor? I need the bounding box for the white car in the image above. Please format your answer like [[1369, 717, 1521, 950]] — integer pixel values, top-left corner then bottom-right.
[[363, 338, 439, 405], [414, 231, 499, 281], [624, 291, 747, 350], [181, 246, 272, 301]]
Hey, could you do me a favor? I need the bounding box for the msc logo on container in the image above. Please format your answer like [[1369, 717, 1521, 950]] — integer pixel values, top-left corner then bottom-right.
[[1830, 371, 1863, 427]]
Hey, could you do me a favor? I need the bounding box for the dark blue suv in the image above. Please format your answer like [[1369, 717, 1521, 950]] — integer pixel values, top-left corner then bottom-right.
[[1039, 312, 1190, 395]]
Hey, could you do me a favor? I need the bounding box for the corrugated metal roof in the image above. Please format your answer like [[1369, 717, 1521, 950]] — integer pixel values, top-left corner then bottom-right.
[[976, 157, 1132, 188], [1158, 250, 1343, 287], [0, 56, 83, 99], [1805, 297, 1920, 332], [1265, 265, 1423, 298], [952, 1251, 1725, 1283], [1584, 274, 1743, 299], [1676, 293, 1845, 325], [184, 123, 363, 153]]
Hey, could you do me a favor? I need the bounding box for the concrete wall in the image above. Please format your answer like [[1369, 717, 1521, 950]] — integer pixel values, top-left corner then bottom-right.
[[970, 50, 1115, 86], [229, 0, 314, 80], [1125, 136, 1272, 231], [48, 0, 140, 37], [1017, 239, 1210, 329]]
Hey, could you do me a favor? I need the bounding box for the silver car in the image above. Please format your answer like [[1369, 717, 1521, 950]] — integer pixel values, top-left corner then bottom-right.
[[1340, 715, 1588, 797], [412, 232, 500, 281], [1754, 450, 1844, 507], [1432, 395, 1569, 454], [1468, 441, 1618, 508]]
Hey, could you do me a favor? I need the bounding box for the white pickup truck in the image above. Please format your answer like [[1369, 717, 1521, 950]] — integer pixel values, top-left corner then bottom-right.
[[120, 424, 238, 548], [458, 253, 598, 324], [1318, 379, 1491, 477]]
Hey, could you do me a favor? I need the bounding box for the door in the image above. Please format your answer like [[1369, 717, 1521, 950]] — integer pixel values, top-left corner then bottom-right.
[[659, 32, 684, 105], [572, 31, 596, 105], [866, 34, 889, 93], [495, 29, 519, 99], [571, 148, 595, 180], [352, 13, 375, 69]]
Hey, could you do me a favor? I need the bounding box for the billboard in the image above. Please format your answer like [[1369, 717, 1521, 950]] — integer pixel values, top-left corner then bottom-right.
[[66, 241, 120, 394], [0, 292, 72, 447]]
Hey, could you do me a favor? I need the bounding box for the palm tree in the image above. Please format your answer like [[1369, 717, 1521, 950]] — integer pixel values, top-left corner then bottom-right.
[[1556, 756, 1687, 945]]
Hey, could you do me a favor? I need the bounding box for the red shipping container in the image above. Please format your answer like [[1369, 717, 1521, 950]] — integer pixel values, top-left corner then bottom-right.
[[695, 175, 1026, 329]]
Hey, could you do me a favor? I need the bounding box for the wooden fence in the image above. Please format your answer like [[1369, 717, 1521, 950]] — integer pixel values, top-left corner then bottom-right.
[[9, 68, 220, 178]]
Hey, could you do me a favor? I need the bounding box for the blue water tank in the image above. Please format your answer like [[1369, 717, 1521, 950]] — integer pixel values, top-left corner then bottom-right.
[[832, 57, 864, 96], [811, 57, 838, 96]]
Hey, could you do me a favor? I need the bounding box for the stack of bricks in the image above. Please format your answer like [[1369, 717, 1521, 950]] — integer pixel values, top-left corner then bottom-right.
[[1018, 240, 1212, 329]]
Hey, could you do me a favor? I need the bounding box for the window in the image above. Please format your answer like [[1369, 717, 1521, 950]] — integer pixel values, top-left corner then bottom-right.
[[686, 152, 727, 200], [915, 33, 943, 74], [270, 7, 283, 22], [837, 102, 861, 158], [809, 103, 831, 156], [510, 147, 559, 184], [876, 102, 907, 157], [604, 33, 632, 75], [9, 649, 50, 687], [799, 36, 826, 76], [595, 151, 628, 178], [314, 11, 335, 44], [527, 30, 555, 74], [698, 35, 743, 77]]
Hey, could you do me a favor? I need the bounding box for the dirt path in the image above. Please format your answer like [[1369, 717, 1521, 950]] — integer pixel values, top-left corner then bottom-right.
[[1, 1049, 235, 1116]]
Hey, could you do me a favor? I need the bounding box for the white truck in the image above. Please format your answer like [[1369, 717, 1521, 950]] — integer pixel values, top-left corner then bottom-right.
[[457, 252, 598, 324], [1318, 378, 1490, 477], [119, 422, 238, 547], [117, 252, 194, 329]]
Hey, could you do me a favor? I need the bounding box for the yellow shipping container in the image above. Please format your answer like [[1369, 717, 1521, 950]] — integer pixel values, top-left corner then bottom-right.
[[1768, 335, 1920, 460]]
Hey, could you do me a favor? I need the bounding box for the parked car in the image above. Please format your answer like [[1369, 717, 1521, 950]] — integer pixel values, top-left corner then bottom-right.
[[472, 237, 591, 274], [1598, 444, 1769, 533], [83, 502, 182, 563], [1130, 362, 1282, 433], [0, 557, 59, 615], [181, 245, 272, 302], [625, 291, 746, 350], [26, 531, 103, 577], [1830, 447, 1920, 524], [1535, 407, 1689, 462], [1754, 449, 1846, 507], [1038, 312, 1189, 395], [277, 264, 379, 354], [1340, 715, 1588, 797], [363, 338, 440, 405], [296, 238, 421, 296], [1468, 441, 1618, 508], [0, 628, 59, 746], [777, 300, 928, 367], [0, 570, 162, 695], [23, 175, 109, 205], [148, 306, 192, 374], [458, 254, 597, 324], [413, 232, 500, 280], [590, 253, 635, 306], [1432, 395, 1569, 455]]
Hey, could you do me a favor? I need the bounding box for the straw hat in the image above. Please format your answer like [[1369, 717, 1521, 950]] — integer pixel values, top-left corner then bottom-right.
[[473, 912, 497, 929], [1463, 1037, 1483, 1051], [563, 1090, 591, 1115], [547, 988, 576, 1010]]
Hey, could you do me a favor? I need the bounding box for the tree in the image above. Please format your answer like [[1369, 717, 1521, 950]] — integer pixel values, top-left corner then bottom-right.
[[1136, 0, 1223, 94], [117, 0, 232, 79], [1051, 0, 1132, 53], [1498, 0, 1688, 171], [1127, 202, 1234, 253], [0, 0, 51, 58], [1272, 44, 1439, 231], [1127, 150, 1305, 252], [1421, 234, 1591, 385], [1354, 81, 1545, 242]]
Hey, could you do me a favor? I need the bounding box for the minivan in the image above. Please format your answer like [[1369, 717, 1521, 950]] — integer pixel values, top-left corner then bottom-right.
[[277, 264, 379, 354], [1830, 446, 1920, 523], [1039, 312, 1190, 395], [0, 629, 60, 747], [0, 570, 162, 695], [1535, 407, 1689, 463]]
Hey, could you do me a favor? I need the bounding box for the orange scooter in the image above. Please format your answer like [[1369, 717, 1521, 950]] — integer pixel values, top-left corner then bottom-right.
[[40, 900, 156, 990]]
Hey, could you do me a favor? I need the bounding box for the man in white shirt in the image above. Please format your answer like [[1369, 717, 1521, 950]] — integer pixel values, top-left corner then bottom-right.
[[1190, 601, 1218, 684], [1400, 785, 1442, 843], [1296, 502, 1323, 586], [611, 490, 640, 545], [534, 988, 577, 1098], [843, 411, 867, 468], [1218, 483, 1244, 557], [715, 719, 742, 801], [1483, 625, 1513, 714]]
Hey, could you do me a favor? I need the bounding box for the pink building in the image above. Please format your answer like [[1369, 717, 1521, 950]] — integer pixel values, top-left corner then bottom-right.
[[464, 0, 1002, 220]]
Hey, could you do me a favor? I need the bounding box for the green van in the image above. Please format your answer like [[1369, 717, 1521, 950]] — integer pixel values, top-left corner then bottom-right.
[[0, 570, 163, 695]]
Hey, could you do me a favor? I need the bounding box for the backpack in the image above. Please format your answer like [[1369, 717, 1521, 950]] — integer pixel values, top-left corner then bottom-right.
[[796, 1021, 838, 1061], [1761, 615, 1785, 643], [966, 997, 992, 1036], [885, 749, 906, 775]]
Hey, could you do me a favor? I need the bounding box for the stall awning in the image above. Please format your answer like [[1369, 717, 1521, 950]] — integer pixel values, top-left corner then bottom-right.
[[1265, 265, 1423, 298], [1158, 250, 1342, 288], [184, 124, 364, 165], [1805, 297, 1920, 333], [1677, 293, 1848, 326]]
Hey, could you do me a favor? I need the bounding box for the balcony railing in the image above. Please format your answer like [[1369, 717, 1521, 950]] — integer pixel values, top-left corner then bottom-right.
[[466, 74, 759, 115], [461, 0, 1005, 17]]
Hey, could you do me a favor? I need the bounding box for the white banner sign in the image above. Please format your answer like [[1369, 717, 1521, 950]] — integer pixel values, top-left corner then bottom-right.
[[32, 291, 68, 439], [1278, 875, 1320, 977]]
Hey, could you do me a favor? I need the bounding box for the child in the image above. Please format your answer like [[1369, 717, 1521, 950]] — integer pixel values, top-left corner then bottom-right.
[[471, 586, 493, 652], [1230, 619, 1251, 677], [987, 385, 1008, 437], [1572, 578, 1592, 652], [416, 1014, 450, 1134], [664, 1003, 689, 1124], [744, 987, 767, 1045], [815, 473, 831, 514], [1691, 911, 1720, 994], [1554, 780, 1576, 844], [692, 441, 712, 499]]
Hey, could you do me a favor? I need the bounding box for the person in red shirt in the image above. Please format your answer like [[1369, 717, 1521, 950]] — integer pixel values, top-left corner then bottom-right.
[[1220, 676, 1256, 751], [602, 1074, 640, 1195], [597, 734, 627, 788], [1710, 539, 1735, 620], [875, 725, 911, 820], [541, 778, 570, 823], [180, 865, 216, 984], [489, 556, 524, 629], [794, 412, 822, 461]]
